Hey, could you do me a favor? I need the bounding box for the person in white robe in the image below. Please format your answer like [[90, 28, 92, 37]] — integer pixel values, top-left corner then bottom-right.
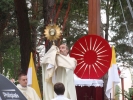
[[41, 44, 77, 100], [17, 73, 40, 100], [52, 82, 70, 100]]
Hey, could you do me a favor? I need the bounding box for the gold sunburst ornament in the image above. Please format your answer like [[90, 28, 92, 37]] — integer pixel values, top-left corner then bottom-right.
[[44, 21, 61, 41]]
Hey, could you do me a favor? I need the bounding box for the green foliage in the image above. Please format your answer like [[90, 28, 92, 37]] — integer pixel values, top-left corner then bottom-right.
[[2, 43, 21, 80], [0, 0, 13, 11], [116, 88, 133, 100], [115, 85, 120, 100], [101, 0, 133, 68], [0, 0, 133, 86], [55, 0, 88, 47], [0, 34, 20, 80], [0, 0, 14, 21]]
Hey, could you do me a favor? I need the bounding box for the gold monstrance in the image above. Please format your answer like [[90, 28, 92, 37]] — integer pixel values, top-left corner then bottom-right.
[[44, 20, 61, 42]]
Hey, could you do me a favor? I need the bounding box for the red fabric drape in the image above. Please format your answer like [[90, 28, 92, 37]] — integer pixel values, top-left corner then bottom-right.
[[76, 86, 104, 100]]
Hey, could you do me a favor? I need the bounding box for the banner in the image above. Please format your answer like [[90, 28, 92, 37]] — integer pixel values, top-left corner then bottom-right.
[[27, 52, 41, 99], [0, 74, 27, 100]]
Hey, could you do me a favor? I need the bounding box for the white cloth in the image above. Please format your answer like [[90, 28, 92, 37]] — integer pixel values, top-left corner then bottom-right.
[[41, 45, 77, 100], [74, 74, 104, 87], [17, 84, 40, 100], [106, 47, 120, 98], [52, 95, 70, 100], [105, 64, 120, 98]]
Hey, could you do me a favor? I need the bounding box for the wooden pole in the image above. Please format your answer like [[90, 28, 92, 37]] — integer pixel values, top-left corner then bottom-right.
[[121, 78, 124, 100], [110, 93, 111, 100], [88, 0, 100, 35], [113, 82, 115, 99]]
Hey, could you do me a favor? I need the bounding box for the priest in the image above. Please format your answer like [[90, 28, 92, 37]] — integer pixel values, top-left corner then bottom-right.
[[41, 44, 77, 100], [17, 73, 40, 100]]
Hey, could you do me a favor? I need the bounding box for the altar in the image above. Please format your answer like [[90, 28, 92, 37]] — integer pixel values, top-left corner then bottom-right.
[[74, 75, 104, 100]]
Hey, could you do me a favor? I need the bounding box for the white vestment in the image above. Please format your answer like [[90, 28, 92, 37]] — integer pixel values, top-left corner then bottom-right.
[[17, 84, 40, 100], [52, 95, 70, 100], [41, 45, 77, 100]]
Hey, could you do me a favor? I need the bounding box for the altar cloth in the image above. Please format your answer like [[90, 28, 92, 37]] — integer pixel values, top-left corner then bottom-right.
[[74, 74, 104, 87]]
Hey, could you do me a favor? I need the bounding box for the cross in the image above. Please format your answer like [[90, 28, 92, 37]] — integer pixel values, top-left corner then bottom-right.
[[84, 93, 89, 100]]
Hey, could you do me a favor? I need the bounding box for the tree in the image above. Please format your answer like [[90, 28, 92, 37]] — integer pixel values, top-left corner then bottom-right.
[[14, 0, 31, 74], [101, 0, 133, 99], [1, 0, 133, 98], [43, 0, 56, 52], [102, 0, 133, 68], [0, 0, 15, 74], [2, 36, 20, 79]]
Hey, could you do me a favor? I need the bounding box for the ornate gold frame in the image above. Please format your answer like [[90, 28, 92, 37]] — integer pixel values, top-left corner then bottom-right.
[[44, 24, 61, 41]]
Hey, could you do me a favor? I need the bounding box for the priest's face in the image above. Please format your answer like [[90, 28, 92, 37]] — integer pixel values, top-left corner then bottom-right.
[[59, 44, 69, 56], [18, 75, 27, 87]]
